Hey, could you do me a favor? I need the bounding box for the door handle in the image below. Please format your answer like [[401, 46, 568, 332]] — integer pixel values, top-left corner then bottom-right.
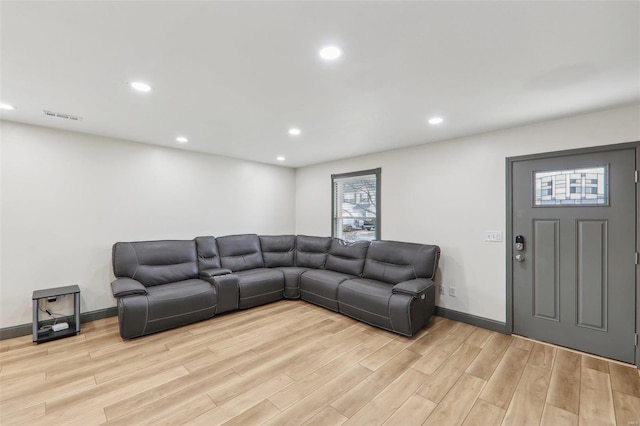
[[515, 254, 525, 262]]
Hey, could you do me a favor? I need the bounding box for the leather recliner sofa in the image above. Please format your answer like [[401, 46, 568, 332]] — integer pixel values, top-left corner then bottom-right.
[[111, 234, 440, 339]]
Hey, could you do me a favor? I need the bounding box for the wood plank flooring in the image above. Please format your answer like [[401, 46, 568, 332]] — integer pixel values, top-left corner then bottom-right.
[[1, 300, 639, 425]]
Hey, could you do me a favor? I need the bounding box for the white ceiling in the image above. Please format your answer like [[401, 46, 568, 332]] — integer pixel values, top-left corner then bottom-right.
[[1, 1, 638, 168]]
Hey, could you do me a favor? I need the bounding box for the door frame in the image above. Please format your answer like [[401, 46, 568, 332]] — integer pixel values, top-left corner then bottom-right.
[[505, 141, 640, 367]]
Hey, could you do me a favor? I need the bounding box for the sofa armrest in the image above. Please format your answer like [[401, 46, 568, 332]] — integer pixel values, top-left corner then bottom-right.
[[210, 273, 239, 314], [111, 278, 147, 298], [392, 278, 434, 298], [199, 268, 232, 278], [199, 272, 239, 314]]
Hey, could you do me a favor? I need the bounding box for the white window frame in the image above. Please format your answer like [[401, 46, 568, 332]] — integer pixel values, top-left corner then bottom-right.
[[331, 168, 381, 241]]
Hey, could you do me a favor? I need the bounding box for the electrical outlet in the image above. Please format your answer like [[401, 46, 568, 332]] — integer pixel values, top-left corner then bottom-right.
[[439, 285, 445, 295], [449, 286, 456, 297]]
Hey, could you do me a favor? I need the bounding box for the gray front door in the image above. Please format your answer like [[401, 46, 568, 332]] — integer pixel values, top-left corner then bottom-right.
[[512, 147, 636, 363]]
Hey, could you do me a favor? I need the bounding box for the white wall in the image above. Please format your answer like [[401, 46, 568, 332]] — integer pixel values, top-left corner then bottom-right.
[[2, 105, 638, 329], [0, 121, 296, 328], [295, 104, 640, 323]]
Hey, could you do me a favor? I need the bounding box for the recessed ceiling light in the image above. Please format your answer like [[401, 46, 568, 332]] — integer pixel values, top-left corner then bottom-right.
[[0, 103, 16, 110], [319, 45, 342, 61], [288, 128, 301, 136], [130, 81, 152, 92], [428, 116, 444, 125], [277, 156, 286, 161], [176, 136, 188, 143]]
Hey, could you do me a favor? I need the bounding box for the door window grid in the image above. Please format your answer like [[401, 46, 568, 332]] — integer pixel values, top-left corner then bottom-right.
[[534, 166, 608, 206]]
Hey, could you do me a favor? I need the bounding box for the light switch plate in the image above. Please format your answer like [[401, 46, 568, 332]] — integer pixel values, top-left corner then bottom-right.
[[485, 231, 503, 242]]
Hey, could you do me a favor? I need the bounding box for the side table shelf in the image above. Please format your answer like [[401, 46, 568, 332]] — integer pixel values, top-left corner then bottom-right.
[[32, 285, 81, 343]]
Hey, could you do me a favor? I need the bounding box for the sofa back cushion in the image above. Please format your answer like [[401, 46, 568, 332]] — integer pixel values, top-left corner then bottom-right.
[[295, 235, 332, 268], [260, 235, 296, 267], [363, 240, 440, 284], [112, 240, 198, 287], [216, 234, 264, 272], [325, 239, 370, 276], [195, 236, 221, 270]]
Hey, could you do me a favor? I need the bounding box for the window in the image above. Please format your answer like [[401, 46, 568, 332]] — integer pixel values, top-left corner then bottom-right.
[[534, 165, 608, 206], [332, 168, 380, 241]]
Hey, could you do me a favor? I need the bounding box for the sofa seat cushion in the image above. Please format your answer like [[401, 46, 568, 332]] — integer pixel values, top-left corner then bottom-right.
[[277, 267, 309, 299], [235, 268, 284, 309], [300, 269, 355, 312], [338, 278, 394, 331], [145, 278, 217, 324]]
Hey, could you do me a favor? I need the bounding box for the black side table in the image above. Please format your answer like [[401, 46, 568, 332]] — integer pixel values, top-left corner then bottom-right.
[[32, 285, 81, 343]]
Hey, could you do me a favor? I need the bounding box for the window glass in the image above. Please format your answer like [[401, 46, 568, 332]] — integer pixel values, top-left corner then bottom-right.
[[534, 165, 608, 206], [332, 169, 380, 241]]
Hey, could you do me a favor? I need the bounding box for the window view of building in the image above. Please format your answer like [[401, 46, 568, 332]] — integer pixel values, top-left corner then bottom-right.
[[331, 168, 380, 241]]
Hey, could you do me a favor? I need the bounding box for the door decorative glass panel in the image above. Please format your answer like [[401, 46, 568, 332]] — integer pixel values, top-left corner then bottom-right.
[[534, 165, 608, 206]]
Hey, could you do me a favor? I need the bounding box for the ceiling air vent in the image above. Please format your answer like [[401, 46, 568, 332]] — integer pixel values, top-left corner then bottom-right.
[[43, 110, 82, 121]]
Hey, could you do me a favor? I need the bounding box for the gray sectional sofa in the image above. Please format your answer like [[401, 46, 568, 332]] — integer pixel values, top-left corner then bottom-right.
[[111, 234, 440, 339]]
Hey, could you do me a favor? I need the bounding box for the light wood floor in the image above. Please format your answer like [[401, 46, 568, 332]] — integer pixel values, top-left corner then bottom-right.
[[1, 300, 639, 425]]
